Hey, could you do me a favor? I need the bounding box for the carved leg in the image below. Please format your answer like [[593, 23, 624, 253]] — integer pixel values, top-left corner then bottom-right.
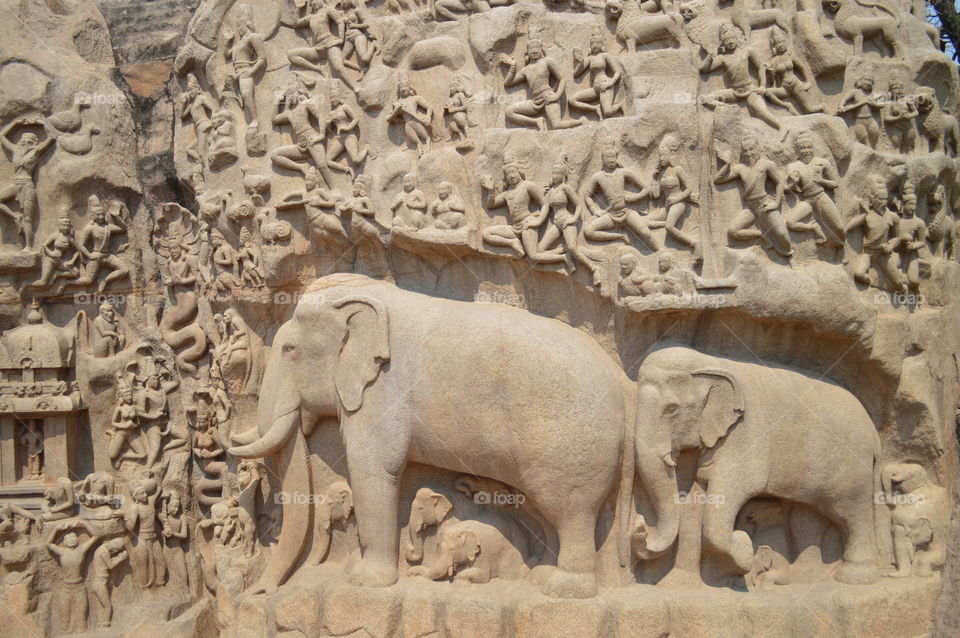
[[346, 440, 401, 587], [890, 523, 914, 577], [827, 498, 880, 584], [543, 511, 598, 598], [701, 485, 755, 574], [584, 214, 628, 243]]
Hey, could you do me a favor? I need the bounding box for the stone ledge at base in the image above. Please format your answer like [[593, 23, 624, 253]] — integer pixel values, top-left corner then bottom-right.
[[225, 569, 940, 638]]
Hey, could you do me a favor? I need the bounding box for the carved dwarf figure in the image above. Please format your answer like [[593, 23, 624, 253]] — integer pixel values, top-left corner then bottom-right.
[[846, 177, 905, 291], [443, 75, 476, 150], [581, 138, 661, 251], [713, 135, 792, 258], [47, 520, 101, 634], [499, 26, 582, 131], [428, 182, 467, 230], [89, 538, 127, 628]]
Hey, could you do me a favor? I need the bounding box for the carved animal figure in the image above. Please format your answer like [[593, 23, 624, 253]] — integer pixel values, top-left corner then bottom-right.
[[926, 185, 955, 259], [745, 545, 791, 589], [821, 0, 902, 57], [914, 87, 959, 156], [606, 0, 685, 52], [229, 273, 633, 599], [881, 462, 948, 577], [724, 0, 788, 41], [57, 123, 101, 155], [630, 344, 882, 584], [408, 517, 531, 583]]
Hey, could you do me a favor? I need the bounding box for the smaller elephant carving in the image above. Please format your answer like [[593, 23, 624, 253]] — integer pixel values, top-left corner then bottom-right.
[[881, 462, 948, 578], [745, 545, 790, 590], [405, 487, 454, 565], [314, 481, 357, 565], [407, 518, 530, 584]]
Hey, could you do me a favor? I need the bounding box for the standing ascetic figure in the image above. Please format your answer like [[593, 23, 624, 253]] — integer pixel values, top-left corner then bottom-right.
[[229, 273, 634, 599], [0, 117, 55, 250]]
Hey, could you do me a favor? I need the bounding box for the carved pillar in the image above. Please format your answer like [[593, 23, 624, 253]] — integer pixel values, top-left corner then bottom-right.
[[0, 417, 15, 485]]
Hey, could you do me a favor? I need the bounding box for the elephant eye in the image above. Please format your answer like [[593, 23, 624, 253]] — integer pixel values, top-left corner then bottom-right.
[[282, 344, 295, 353], [663, 403, 679, 415]]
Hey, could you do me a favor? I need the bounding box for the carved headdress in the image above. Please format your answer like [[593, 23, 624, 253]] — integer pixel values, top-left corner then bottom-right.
[[525, 24, 546, 62], [502, 153, 526, 180]]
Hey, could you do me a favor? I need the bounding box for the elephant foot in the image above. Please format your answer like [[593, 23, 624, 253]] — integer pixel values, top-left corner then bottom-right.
[[888, 568, 912, 579], [542, 569, 597, 599], [835, 560, 880, 585], [657, 567, 704, 590], [728, 530, 754, 574], [349, 559, 399, 588]]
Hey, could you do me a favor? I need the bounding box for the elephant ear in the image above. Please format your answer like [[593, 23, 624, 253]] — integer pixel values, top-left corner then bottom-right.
[[460, 530, 480, 563], [430, 492, 453, 522], [692, 367, 744, 449], [333, 295, 390, 413]]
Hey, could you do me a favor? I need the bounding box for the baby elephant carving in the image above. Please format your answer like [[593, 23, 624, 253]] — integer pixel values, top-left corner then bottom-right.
[[408, 518, 530, 584], [314, 481, 356, 565], [881, 462, 948, 578], [744, 545, 790, 590]]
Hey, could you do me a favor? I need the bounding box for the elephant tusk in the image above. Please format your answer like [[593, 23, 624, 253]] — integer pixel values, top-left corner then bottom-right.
[[228, 408, 300, 459], [660, 450, 677, 468]]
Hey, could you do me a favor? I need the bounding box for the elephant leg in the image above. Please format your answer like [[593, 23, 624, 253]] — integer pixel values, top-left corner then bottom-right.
[[823, 498, 880, 584], [346, 444, 401, 587], [542, 510, 598, 599], [701, 482, 755, 574]]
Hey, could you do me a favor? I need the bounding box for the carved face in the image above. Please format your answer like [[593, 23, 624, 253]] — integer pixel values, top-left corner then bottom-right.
[[658, 252, 676, 274], [353, 180, 366, 196], [552, 163, 566, 185], [403, 174, 416, 192], [504, 166, 521, 187], [528, 43, 544, 62], [169, 244, 182, 260], [889, 82, 904, 99], [855, 76, 874, 92], [590, 36, 604, 54], [19, 133, 38, 149], [602, 149, 618, 170], [770, 31, 786, 55], [64, 532, 79, 548], [720, 30, 739, 52], [58, 218, 73, 234], [120, 387, 133, 404], [438, 182, 451, 199], [796, 138, 814, 163], [168, 496, 181, 515]]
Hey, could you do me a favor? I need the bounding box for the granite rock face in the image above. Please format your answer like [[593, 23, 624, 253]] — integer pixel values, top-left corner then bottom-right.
[[0, 0, 958, 635]]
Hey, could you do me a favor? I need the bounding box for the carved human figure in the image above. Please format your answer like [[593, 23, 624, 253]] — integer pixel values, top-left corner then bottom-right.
[[75, 472, 117, 515], [161, 242, 207, 374], [581, 139, 661, 251], [881, 462, 948, 578], [136, 373, 175, 469], [209, 229, 241, 294], [41, 478, 75, 522], [443, 75, 475, 150], [896, 182, 931, 292], [237, 460, 264, 559], [390, 173, 428, 230], [884, 79, 918, 155], [0, 503, 39, 547], [120, 479, 167, 590], [223, 4, 266, 129], [479, 156, 555, 259], [89, 538, 127, 628], [341, 0, 379, 73], [108, 376, 145, 467], [76, 197, 130, 294], [192, 399, 226, 508], [618, 252, 653, 301], [713, 135, 792, 257], [0, 117, 55, 250], [698, 24, 781, 130], [289, 0, 362, 91], [278, 166, 346, 241], [762, 28, 823, 115], [569, 27, 624, 120], [389, 73, 433, 155], [159, 493, 190, 589], [237, 227, 265, 288], [20, 421, 42, 480], [92, 301, 125, 358], [838, 73, 883, 149], [538, 153, 599, 278], [178, 74, 216, 163], [47, 520, 100, 634], [499, 27, 582, 131], [427, 182, 467, 230], [29, 216, 83, 291], [784, 131, 845, 251], [271, 81, 345, 188], [326, 82, 370, 171], [208, 110, 239, 169], [649, 134, 700, 259], [339, 176, 386, 240], [846, 177, 905, 291]]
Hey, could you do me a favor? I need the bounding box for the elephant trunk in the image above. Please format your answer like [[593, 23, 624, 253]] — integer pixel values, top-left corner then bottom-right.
[[634, 422, 680, 560], [406, 512, 425, 564], [228, 345, 301, 459], [423, 550, 455, 581]]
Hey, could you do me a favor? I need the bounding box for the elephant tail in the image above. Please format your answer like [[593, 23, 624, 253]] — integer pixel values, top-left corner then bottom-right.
[[617, 388, 638, 568]]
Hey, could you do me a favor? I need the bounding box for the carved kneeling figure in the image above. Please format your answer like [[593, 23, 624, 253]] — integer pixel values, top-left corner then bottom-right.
[[408, 518, 530, 584]]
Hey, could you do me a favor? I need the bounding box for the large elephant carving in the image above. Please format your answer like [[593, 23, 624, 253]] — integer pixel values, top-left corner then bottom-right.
[[630, 344, 882, 584], [229, 273, 634, 598]]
